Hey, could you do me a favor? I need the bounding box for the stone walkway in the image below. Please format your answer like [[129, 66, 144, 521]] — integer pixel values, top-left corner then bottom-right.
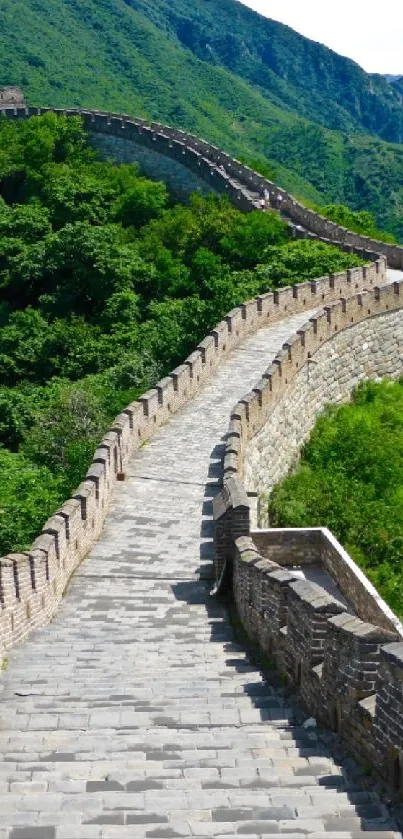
[[0, 300, 401, 839]]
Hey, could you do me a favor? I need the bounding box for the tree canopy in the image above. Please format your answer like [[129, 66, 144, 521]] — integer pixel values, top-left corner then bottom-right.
[[269, 381, 403, 618]]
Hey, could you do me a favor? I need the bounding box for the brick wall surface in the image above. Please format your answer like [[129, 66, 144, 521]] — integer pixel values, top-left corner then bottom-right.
[[212, 280, 403, 790]]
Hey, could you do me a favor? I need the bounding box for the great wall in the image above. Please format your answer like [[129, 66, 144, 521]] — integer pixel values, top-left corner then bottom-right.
[[1, 91, 403, 836]]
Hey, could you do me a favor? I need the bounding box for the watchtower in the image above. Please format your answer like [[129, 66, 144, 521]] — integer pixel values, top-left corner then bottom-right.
[[0, 86, 25, 107]]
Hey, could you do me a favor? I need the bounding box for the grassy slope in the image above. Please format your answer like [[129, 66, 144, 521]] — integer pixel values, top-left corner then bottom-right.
[[1, 0, 403, 235], [127, 0, 403, 142]]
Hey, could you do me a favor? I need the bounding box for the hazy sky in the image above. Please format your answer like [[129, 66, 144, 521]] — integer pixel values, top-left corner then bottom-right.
[[239, 0, 403, 75]]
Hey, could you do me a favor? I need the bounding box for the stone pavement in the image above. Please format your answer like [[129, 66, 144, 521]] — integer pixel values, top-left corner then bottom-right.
[[0, 300, 401, 839]]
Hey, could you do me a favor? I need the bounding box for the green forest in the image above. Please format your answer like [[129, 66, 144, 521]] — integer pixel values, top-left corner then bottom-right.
[[1, 0, 403, 237], [316, 204, 397, 244], [269, 381, 403, 619], [0, 113, 365, 556]]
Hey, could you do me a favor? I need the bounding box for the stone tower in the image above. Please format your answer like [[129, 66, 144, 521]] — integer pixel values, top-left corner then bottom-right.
[[0, 86, 25, 107]]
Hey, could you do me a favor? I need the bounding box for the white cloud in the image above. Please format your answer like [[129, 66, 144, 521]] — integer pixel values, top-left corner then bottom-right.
[[239, 0, 403, 75]]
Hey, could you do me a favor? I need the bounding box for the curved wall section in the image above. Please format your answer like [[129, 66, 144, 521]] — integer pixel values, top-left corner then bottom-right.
[[90, 134, 217, 202], [212, 277, 403, 789], [2, 104, 403, 266], [0, 254, 385, 655], [0, 107, 259, 213]]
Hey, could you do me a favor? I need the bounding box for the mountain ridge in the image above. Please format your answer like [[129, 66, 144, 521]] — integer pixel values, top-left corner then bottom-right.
[[1, 0, 403, 236], [125, 0, 403, 142]]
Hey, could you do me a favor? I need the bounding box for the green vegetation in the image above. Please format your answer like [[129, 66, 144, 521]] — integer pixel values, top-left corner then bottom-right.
[[1, 0, 403, 236], [269, 381, 403, 618], [315, 204, 397, 244], [0, 113, 364, 555]]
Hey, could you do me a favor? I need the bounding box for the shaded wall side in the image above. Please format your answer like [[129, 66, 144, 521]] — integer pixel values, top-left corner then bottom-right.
[[244, 308, 403, 523], [90, 134, 216, 202]]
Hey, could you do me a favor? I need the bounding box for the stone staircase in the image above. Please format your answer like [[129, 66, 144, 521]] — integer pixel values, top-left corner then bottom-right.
[[0, 305, 401, 838]]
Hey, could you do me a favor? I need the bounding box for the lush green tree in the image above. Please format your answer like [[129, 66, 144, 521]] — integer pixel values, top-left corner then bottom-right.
[[219, 210, 288, 268], [0, 202, 52, 242], [114, 178, 168, 228], [41, 222, 151, 316], [0, 448, 65, 555], [142, 296, 210, 369], [22, 381, 108, 483], [0, 384, 39, 450], [0, 308, 48, 385], [317, 203, 397, 244], [39, 163, 117, 228], [269, 380, 403, 617]]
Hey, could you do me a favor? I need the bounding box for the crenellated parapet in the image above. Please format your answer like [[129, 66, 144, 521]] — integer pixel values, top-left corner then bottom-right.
[[212, 272, 403, 790]]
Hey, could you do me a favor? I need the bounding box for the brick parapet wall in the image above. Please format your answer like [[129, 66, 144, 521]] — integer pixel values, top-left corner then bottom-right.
[[212, 277, 403, 790], [251, 528, 403, 635], [219, 518, 403, 788]]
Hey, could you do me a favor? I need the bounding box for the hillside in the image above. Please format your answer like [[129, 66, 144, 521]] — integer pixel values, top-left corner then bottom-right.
[[128, 0, 403, 142], [1, 0, 403, 236]]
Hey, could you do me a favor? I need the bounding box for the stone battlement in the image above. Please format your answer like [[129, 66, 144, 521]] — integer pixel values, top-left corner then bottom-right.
[[213, 279, 403, 790]]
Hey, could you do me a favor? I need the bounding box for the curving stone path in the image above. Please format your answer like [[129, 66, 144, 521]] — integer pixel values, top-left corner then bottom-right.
[[0, 298, 401, 839]]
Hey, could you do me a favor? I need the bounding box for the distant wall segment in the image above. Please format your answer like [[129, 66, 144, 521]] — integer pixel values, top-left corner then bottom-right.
[[1, 104, 403, 267]]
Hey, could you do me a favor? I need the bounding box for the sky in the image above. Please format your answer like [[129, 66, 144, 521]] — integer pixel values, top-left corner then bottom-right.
[[239, 0, 403, 75]]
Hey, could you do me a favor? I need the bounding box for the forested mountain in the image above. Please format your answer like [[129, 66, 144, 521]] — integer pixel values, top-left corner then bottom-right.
[[128, 0, 403, 142], [1, 0, 403, 236]]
